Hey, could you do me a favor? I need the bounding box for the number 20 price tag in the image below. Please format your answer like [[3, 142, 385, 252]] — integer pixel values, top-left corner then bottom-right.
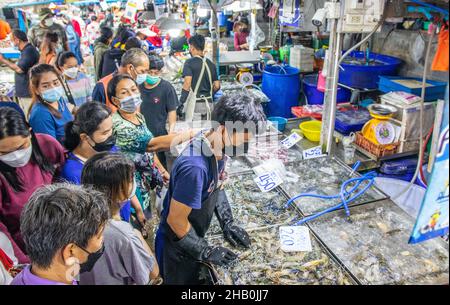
[[254, 171, 283, 193], [279, 226, 312, 252]]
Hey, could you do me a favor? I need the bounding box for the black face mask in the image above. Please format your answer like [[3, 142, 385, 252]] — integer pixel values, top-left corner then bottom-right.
[[79, 243, 105, 274], [222, 141, 250, 157], [89, 134, 116, 152]]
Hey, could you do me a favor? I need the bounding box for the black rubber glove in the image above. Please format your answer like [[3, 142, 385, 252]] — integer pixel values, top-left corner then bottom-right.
[[179, 88, 190, 105], [176, 104, 185, 120], [201, 246, 238, 266], [215, 190, 251, 249], [223, 223, 251, 248], [175, 226, 237, 266]]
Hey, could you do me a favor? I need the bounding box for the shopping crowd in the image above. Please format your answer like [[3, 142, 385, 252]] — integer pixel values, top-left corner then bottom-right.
[[0, 7, 267, 285]]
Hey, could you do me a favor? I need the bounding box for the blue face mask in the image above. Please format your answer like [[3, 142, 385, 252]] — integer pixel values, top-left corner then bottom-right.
[[135, 73, 147, 85], [41, 86, 64, 103]]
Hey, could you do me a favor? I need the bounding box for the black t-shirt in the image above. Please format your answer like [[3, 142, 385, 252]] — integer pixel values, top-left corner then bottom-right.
[[15, 43, 39, 97], [101, 48, 125, 79], [139, 79, 178, 136], [182, 57, 218, 98]]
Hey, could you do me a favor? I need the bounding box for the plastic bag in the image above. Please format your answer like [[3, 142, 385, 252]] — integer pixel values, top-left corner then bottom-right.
[[248, 12, 265, 51]]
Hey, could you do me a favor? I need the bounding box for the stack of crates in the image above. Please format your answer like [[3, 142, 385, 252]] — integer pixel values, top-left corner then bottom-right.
[[289, 45, 314, 72]]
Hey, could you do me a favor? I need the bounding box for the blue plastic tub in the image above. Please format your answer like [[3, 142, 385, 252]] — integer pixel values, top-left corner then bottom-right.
[[262, 65, 300, 118], [378, 76, 447, 102], [268, 117, 288, 132], [380, 158, 418, 175], [303, 74, 352, 105], [339, 51, 402, 89]]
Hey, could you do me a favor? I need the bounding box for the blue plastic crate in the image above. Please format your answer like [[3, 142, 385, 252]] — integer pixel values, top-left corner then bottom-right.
[[334, 109, 371, 135], [378, 76, 447, 102]]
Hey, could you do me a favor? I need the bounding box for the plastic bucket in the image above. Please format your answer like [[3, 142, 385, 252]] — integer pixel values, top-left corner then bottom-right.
[[262, 65, 300, 118], [302, 74, 352, 105]]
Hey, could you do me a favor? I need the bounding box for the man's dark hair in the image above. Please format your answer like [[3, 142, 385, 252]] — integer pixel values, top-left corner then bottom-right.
[[20, 183, 110, 269], [12, 29, 28, 42], [188, 34, 205, 51], [125, 37, 142, 50], [91, 15, 98, 22], [98, 26, 113, 44], [212, 91, 267, 134], [149, 55, 164, 70]]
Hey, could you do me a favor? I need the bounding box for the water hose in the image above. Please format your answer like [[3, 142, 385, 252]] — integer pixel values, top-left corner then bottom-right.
[[286, 162, 377, 225], [338, 14, 386, 67], [391, 25, 435, 200], [419, 127, 434, 186], [409, 0, 449, 17]]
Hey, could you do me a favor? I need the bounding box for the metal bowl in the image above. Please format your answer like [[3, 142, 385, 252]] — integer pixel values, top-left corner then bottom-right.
[[368, 104, 398, 116]]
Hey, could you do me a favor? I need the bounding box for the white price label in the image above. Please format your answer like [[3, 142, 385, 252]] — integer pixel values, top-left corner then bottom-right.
[[279, 226, 312, 252], [280, 133, 303, 149], [254, 171, 283, 193], [302, 146, 325, 160]]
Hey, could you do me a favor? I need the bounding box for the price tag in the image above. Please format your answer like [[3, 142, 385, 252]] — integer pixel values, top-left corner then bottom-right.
[[302, 146, 325, 160], [254, 171, 283, 193], [279, 226, 312, 252], [280, 133, 303, 149]]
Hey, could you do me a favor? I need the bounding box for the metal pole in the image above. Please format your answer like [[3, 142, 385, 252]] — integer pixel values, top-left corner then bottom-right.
[[210, 0, 220, 76], [320, 0, 342, 155]]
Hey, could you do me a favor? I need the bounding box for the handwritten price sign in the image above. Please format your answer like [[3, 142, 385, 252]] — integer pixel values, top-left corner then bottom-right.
[[254, 171, 283, 193], [279, 226, 312, 252], [302, 146, 325, 160], [281, 133, 303, 149]]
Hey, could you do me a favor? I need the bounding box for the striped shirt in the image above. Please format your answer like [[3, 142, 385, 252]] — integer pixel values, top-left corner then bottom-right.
[[66, 72, 93, 107]]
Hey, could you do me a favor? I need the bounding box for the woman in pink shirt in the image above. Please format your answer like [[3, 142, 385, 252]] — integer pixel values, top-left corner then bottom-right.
[[234, 18, 250, 51], [0, 107, 66, 264]]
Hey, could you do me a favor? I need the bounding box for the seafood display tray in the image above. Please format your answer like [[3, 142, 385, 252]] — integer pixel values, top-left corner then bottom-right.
[[280, 156, 389, 217], [208, 225, 356, 285], [206, 173, 358, 285], [208, 174, 298, 236], [307, 200, 449, 285], [245, 134, 304, 168]]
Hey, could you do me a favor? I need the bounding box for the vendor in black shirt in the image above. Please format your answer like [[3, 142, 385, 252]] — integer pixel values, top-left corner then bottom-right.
[[177, 34, 220, 121], [139, 55, 178, 168], [0, 29, 39, 116]]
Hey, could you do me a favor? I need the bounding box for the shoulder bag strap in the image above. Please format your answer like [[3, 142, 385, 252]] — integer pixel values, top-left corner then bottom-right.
[[62, 78, 76, 106], [192, 56, 207, 98]]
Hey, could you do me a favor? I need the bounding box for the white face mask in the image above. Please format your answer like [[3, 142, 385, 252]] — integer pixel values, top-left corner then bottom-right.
[[44, 18, 54, 27], [0, 145, 33, 168], [63, 67, 79, 79]]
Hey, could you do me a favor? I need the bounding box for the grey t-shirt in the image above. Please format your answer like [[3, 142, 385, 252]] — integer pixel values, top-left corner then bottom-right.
[[79, 220, 154, 285]]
